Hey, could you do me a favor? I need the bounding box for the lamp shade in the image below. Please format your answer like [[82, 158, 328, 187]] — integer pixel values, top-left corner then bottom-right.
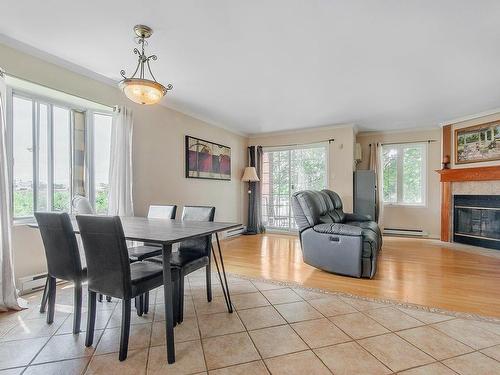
[[241, 167, 259, 182]]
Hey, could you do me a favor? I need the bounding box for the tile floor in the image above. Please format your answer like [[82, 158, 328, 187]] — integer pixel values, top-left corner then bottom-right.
[[1, 271, 500, 374]]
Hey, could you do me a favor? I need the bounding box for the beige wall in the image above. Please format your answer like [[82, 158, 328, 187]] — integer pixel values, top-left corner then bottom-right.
[[1, 43, 247, 281], [448, 112, 500, 169], [356, 128, 442, 239], [248, 125, 356, 212]]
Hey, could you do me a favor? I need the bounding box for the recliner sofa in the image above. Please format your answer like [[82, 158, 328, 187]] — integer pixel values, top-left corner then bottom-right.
[[291, 189, 382, 278]]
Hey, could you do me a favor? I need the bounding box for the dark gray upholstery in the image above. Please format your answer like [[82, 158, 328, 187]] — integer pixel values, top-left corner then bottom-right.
[[147, 205, 215, 323], [76, 215, 179, 361], [35, 212, 86, 333], [291, 190, 382, 278]]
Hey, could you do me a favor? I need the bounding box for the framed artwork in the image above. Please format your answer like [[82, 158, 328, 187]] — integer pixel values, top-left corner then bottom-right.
[[455, 121, 500, 164], [185, 135, 231, 180]]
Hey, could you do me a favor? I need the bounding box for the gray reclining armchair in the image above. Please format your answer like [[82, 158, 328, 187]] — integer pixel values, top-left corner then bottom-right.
[[291, 189, 382, 278]]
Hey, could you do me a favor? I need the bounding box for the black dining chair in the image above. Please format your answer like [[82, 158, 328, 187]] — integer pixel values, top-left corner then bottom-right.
[[148, 205, 215, 323], [35, 212, 86, 334], [76, 215, 179, 361], [127, 204, 177, 315], [127, 204, 177, 262]]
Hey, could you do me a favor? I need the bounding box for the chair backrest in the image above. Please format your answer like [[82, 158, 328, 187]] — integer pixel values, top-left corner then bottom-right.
[[179, 206, 216, 253], [34, 212, 83, 281], [322, 189, 346, 222], [76, 215, 132, 299], [148, 205, 177, 219], [72, 195, 95, 214], [291, 190, 335, 232]]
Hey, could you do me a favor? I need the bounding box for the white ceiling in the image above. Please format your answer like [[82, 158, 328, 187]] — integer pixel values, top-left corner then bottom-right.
[[1, 1, 500, 134]]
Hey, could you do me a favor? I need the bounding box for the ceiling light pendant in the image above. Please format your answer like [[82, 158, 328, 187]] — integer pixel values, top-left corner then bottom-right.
[[119, 25, 172, 105]]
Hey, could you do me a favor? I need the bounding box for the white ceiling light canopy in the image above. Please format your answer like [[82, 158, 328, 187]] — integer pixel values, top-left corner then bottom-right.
[[118, 24, 172, 105]]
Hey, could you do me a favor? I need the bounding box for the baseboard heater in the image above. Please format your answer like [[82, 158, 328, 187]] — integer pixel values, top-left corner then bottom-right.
[[17, 272, 48, 295], [224, 225, 246, 238], [383, 228, 428, 237]]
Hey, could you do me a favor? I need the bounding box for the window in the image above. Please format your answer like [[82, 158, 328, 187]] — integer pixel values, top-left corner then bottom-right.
[[8, 89, 113, 220], [381, 142, 427, 206], [261, 143, 328, 231]]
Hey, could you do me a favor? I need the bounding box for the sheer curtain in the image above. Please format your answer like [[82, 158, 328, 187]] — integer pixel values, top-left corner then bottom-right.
[[107, 106, 134, 216], [369, 143, 384, 228], [0, 71, 25, 310], [247, 146, 265, 234]]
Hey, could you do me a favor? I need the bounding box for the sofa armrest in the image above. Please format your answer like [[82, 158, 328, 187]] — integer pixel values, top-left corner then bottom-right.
[[313, 223, 362, 236], [344, 213, 371, 222]]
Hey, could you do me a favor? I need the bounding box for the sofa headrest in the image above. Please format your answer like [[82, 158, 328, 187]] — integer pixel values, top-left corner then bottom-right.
[[322, 189, 343, 210], [291, 190, 322, 231]]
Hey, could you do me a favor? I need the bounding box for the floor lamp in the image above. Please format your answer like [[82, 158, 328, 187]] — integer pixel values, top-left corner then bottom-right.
[[241, 167, 260, 234]]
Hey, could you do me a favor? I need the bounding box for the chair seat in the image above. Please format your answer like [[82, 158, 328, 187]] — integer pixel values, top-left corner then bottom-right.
[[130, 261, 178, 298], [147, 250, 209, 269], [128, 245, 162, 262]]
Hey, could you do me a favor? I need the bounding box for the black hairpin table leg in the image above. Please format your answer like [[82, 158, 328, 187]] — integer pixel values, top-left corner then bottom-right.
[[212, 233, 233, 313]]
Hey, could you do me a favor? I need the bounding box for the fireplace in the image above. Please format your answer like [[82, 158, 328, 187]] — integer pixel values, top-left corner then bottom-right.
[[453, 195, 500, 250]]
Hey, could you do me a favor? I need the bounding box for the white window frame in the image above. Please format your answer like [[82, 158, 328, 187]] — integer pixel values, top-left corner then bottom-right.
[[381, 142, 427, 207], [6, 87, 113, 223], [261, 142, 330, 233]]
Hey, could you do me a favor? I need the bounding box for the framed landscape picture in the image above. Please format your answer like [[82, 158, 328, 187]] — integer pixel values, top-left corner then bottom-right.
[[455, 121, 500, 164], [185, 135, 231, 180]]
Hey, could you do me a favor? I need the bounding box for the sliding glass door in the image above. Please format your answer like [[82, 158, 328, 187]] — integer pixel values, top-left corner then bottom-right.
[[261, 143, 328, 232]]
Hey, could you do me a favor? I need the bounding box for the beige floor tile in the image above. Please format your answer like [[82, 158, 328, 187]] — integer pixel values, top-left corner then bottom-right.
[[0, 337, 48, 369], [203, 332, 260, 370], [443, 352, 500, 375], [151, 318, 200, 346], [33, 331, 102, 363], [396, 307, 454, 324], [264, 350, 330, 375], [194, 296, 230, 315], [308, 297, 357, 317], [0, 321, 15, 338], [329, 312, 389, 339], [432, 318, 500, 349], [230, 281, 259, 295], [365, 307, 425, 331], [154, 299, 196, 322], [249, 325, 307, 358], [314, 341, 391, 375], [198, 311, 245, 338], [24, 357, 90, 375], [274, 301, 323, 323], [1, 316, 64, 341], [56, 308, 114, 334], [237, 306, 287, 331], [398, 362, 457, 375], [397, 326, 473, 360], [358, 333, 434, 372], [208, 360, 269, 375], [107, 305, 154, 328], [340, 297, 386, 311], [470, 319, 500, 336], [261, 288, 302, 305], [481, 343, 500, 361], [148, 341, 206, 375], [291, 318, 351, 348], [231, 292, 270, 310], [292, 288, 328, 301], [86, 348, 148, 374], [95, 323, 151, 355], [251, 281, 285, 292], [0, 368, 25, 375]]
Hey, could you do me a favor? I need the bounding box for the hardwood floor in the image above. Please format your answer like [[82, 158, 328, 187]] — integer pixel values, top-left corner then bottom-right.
[[220, 233, 500, 318]]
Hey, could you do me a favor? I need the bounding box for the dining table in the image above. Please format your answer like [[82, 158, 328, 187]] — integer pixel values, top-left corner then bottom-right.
[[30, 215, 241, 364]]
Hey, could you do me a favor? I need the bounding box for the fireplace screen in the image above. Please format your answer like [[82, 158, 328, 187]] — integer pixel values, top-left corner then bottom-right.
[[453, 195, 500, 250]]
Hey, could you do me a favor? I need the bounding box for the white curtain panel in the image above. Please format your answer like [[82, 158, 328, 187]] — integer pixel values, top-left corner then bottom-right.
[[0, 72, 25, 310], [107, 106, 134, 216]]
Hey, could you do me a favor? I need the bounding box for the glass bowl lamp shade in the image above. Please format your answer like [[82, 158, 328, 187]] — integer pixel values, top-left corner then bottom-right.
[[119, 78, 167, 105]]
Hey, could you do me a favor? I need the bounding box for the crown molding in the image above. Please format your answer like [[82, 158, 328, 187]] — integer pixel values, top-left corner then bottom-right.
[[440, 108, 500, 127], [357, 126, 440, 137], [248, 123, 356, 139]]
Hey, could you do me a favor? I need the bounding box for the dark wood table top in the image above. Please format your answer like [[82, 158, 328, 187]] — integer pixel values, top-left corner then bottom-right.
[[30, 216, 241, 245]]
